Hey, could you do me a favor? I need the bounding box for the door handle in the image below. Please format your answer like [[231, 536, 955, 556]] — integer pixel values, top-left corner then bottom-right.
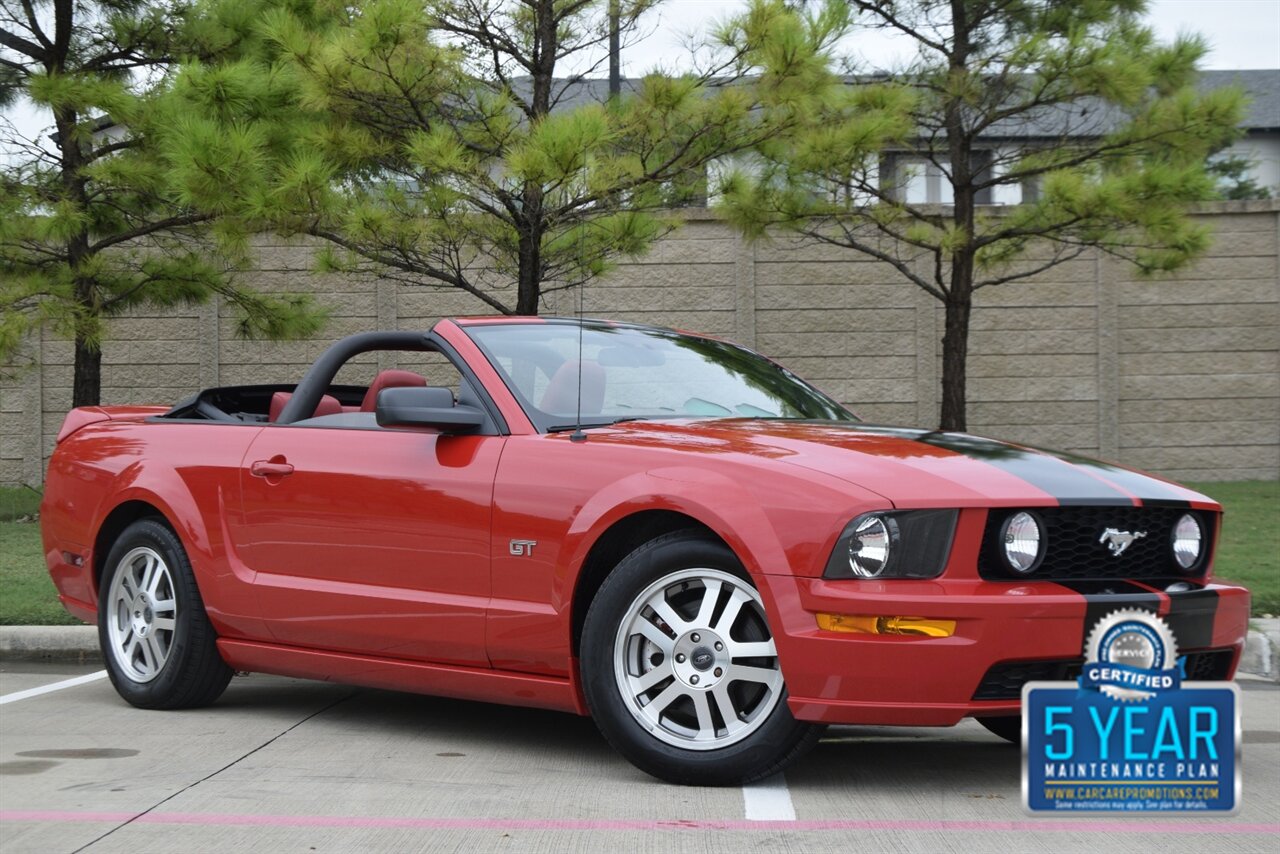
[[250, 459, 294, 478]]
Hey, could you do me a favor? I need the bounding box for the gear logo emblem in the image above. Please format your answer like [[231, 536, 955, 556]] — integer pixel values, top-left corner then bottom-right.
[[1083, 608, 1179, 701]]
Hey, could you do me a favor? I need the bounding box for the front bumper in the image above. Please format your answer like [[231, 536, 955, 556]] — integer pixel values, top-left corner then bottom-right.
[[762, 575, 1251, 726]]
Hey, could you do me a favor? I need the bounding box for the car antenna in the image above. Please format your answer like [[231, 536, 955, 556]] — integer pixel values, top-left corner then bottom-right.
[[570, 229, 588, 443]]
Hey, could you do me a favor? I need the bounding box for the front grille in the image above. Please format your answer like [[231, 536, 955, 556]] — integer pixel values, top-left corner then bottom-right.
[[1183, 648, 1235, 681], [978, 506, 1213, 581], [972, 649, 1234, 701], [972, 659, 1083, 701]]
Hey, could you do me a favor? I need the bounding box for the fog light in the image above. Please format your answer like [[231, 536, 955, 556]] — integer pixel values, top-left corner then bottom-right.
[[1172, 513, 1204, 571], [999, 511, 1044, 575], [816, 613, 955, 638]]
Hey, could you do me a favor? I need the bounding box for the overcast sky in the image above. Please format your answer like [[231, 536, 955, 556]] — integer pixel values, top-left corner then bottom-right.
[[629, 0, 1280, 74], [3, 0, 1277, 153]]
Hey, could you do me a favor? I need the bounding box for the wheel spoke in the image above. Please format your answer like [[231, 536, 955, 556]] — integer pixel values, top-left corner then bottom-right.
[[693, 578, 722, 627], [712, 587, 751, 635], [729, 639, 776, 659], [146, 634, 166, 670], [711, 683, 739, 730], [152, 598, 176, 616], [153, 617, 176, 633], [126, 635, 142, 667], [633, 617, 675, 653], [644, 682, 685, 716], [628, 661, 674, 696], [727, 663, 779, 686], [648, 598, 688, 635], [139, 555, 158, 596], [147, 557, 167, 596], [691, 690, 715, 739], [139, 636, 155, 672]]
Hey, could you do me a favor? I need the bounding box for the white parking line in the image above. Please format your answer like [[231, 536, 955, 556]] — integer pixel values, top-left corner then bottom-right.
[[0, 670, 108, 705], [742, 773, 796, 821]]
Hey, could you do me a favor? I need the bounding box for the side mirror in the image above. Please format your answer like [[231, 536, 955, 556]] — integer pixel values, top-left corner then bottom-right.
[[375, 386, 484, 432]]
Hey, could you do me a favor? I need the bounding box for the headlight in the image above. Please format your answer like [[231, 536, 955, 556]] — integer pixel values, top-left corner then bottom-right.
[[846, 515, 894, 577], [998, 511, 1045, 575], [824, 509, 957, 580], [1172, 513, 1204, 571]]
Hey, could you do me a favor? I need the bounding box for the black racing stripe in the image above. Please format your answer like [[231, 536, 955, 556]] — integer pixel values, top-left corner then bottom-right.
[[1055, 580, 1162, 653], [1025, 447, 1194, 506], [815, 423, 1136, 505], [909, 430, 1134, 506], [1164, 587, 1220, 651]]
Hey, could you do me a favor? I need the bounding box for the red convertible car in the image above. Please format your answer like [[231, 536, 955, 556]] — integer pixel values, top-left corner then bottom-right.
[[42, 318, 1250, 784]]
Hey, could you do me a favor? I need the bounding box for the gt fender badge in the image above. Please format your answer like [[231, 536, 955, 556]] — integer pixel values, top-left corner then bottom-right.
[[509, 539, 537, 557], [1099, 527, 1147, 556]]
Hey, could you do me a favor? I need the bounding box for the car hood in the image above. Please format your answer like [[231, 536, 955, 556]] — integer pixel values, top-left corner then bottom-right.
[[597, 419, 1215, 509]]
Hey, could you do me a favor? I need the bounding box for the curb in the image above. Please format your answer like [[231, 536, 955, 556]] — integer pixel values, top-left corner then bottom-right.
[[2, 625, 1278, 682], [0, 626, 101, 664], [1240, 620, 1280, 683], [1239, 632, 1273, 680]]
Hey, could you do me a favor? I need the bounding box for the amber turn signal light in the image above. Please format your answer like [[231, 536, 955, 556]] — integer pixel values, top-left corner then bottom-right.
[[816, 613, 956, 638]]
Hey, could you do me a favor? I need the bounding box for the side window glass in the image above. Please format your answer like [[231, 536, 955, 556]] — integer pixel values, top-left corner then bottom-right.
[[327, 350, 462, 400], [394, 351, 462, 398], [332, 353, 380, 388]]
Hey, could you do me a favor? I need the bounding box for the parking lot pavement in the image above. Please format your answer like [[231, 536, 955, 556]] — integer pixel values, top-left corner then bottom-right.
[[1, 664, 1277, 854]]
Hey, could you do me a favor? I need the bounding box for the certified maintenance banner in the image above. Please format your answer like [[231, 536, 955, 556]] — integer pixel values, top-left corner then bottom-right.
[[1022, 608, 1242, 814], [1023, 681, 1241, 813]]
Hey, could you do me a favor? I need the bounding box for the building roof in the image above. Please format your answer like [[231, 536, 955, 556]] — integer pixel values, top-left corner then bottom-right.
[[520, 68, 1280, 137], [1201, 69, 1280, 130]]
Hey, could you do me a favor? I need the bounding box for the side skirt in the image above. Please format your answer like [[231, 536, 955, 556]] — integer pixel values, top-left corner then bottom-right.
[[217, 639, 584, 715]]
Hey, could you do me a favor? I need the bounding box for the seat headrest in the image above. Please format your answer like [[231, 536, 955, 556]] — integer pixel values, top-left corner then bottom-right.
[[362, 369, 428, 412], [269, 391, 342, 423], [540, 361, 606, 415]]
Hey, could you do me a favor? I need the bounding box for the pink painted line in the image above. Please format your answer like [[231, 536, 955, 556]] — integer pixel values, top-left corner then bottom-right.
[[2, 811, 1278, 834]]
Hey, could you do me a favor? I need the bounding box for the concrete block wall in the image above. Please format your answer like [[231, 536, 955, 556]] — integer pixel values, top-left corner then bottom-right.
[[1, 202, 1276, 486]]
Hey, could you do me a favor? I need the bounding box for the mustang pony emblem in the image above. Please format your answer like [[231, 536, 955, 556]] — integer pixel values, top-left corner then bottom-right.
[[1099, 528, 1147, 556]]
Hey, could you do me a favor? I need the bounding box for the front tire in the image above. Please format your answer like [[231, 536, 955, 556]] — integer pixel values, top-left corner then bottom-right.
[[98, 518, 232, 709], [581, 530, 822, 785]]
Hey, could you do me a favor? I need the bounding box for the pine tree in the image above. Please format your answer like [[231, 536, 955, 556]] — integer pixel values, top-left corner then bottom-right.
[[721, 0, 1245, 431], [171, 0, 899, 315], [1207, 153, 1271, 200], [0, 0, 324, 406]]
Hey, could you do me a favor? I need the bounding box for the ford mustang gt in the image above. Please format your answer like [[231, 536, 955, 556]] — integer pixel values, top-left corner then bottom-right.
[[41, 318, 1250, 784]]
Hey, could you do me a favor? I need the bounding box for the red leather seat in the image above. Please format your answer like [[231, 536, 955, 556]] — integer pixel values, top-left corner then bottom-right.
[[361, 370, 429, 412], [268, 392, 342, 423], [540, 361, 606, 415]]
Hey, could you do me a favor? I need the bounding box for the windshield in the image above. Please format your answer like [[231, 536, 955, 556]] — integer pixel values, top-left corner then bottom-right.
[[463, 321, 855, 432]]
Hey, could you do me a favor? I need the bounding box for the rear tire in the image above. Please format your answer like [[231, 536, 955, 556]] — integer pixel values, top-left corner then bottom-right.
[[581, 530, 822, 785], [977, 715, 1022, 745], [98, 518, 232, 709]]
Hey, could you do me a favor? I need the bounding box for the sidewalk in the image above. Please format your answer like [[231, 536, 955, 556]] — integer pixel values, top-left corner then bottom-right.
[[3, 622, 1278, 681]]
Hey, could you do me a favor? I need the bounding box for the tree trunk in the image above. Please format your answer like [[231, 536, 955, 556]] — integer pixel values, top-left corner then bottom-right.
[[510, 0, 557, 317], [57, 101, 99, 405], [939, 274, 972, 432], [938, 0, 975, 433], [72, 334, 102, 408], [515, 228, 541, 315]]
